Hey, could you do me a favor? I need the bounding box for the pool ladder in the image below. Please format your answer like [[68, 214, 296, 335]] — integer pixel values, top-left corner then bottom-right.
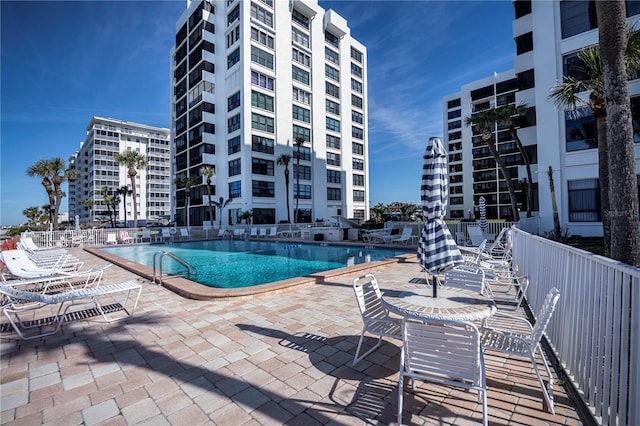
[[152, 251, 197, 285]]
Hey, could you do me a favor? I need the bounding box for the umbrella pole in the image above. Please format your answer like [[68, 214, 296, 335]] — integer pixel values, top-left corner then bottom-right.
[[432, 274, 438, 298]]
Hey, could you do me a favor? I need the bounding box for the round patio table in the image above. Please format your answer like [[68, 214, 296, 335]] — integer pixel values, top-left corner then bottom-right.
[[382, 285, 497, 322]]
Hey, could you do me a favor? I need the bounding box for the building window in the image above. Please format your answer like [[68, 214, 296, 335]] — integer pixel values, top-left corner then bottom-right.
[[292, 125, 311, 142], [326, 82, 340, 98], [352, 94, 363, 109], [325, 47, 340, 65], [326, 117, 340, 132], [353, 190, 365, 202], [292, 65, 310, 85], [352, 111, 363, 124], [351, 47, 363, 63], [251, 27, 274, 48], [293, 105, 311, 123], [228, 114, 241, 133], [566, 108, 597, 152], [253, 207, 275, 224], [568, 179, 600, 222], [250, 2, 273, 27], [291, 27, 309, 48], [227, 25, 240, 48], [293, 87, 311, 104], [563, 51, 591, 81], [327, 152, 341, 166], [294, 164, 311, 180], [325, 31, 339, 48], [228, 92, 240, 111], [353, 209, 365, 220], [292, 9, 310, 28], [353, 158, 364, 170], [228, 136, 241, 154], [292, 48, 311, 67], [251, 71, 275, 91], [327, 169, 341, 183], [353, 174, 365, 186], [227, 48, 240, 69], [252, 158, 274, 176], [518, 69, 535, 90], [228, 158, 241, 176], [351, 78, 363, 94], [352, 142, 364, 155], [352, 126, 363, 140], [560, 0, 597, 39], [514, 0, 532, 18], [251, 113, 274, 133], [229, 180, 241, 198], [515, 31, 533, 55], [294, 145, 311, 161], [327, 188, 341, 201], [251, 91, 274, 111], [448, 98, 461, 108], [227, 4, 240, 27], [294, 184, 312, 199], [252, 135, 274, 154], [351, 62, 363, 78], [325, 65, 340, 82], [252, 180, 275, 197], [251, 46, 274, 69], [327, 135, 341, 149], [326, 99, 340, 115]]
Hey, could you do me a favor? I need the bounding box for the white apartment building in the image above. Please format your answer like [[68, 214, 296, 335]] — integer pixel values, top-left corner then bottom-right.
[[444, 0, 640, 237], [170, 0, 369, 227], [68, 117, 171, 226]]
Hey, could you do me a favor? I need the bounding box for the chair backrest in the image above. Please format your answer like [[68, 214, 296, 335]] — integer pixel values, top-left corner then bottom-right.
[[467, 226, 485, 246], [399, 227, 412, 239], [353, 274, 388, 322], [269, 226, 278, 236], [180, 228, 189, 237], [444, 266, 485, 294], [162, 228, 171, 237], [142, 229, 151, 238], [402, 318, 483, 386], [233, 228, 245, 236], [106, 233, 118, 243], [259, 227, 267, 236], [250, 227, 258, 236], [530, 288, 561, 347]]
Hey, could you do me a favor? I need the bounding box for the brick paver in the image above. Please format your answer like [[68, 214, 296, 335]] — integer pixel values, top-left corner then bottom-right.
[[0, 247, 583, 425]]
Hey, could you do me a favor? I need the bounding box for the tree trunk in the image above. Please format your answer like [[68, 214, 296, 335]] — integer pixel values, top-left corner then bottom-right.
[[485, 137, 520, 222], [596, 0, 640, 266], [548, 167, 562, 240], [284, 169, 291, 223], [206, 181, 215, 224], [509, 123, 534, 217], [129, 169, 138, 228], [595, 115, 611, 257]]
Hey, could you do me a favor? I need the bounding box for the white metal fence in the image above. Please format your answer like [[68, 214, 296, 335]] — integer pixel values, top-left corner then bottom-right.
[[511, 227, 639, 425]]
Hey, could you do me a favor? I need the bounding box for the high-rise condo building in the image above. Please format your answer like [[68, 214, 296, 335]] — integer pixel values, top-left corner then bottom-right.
[[170, 0, 368, 226], [444, 0, 640, 237], [68, 116, 171, 226]]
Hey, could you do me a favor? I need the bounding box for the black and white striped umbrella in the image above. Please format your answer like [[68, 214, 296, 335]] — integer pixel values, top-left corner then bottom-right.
[[479, 196, 488, 232], [417, 137, 463, 296]]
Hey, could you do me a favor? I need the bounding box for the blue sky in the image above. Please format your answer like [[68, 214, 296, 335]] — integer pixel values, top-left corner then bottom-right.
[[0, 0, 515, 226]]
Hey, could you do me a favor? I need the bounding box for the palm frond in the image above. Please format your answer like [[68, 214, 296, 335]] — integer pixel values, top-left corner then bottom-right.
[[548, 76, 590, 110]]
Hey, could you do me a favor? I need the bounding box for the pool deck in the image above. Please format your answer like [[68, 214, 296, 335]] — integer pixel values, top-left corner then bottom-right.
[[1, 247, 584, 425]]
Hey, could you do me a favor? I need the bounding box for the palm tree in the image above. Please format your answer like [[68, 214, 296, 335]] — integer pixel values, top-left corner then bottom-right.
[[370, 203, 386, 224], [494, 103, 534, 218], [547, 167, 562, 241], [22, 206, 41, 227], [549, 27, 640, 257], [464, 110, 520, 222], [82, 198, 96, 226], [293, 136, 306, 223], [173, 174, 200, 228], [114, 151, 147, 228], [211, 196, 231, 226], [595, 2, 640, 266], [100, 186, 116, 228], [201, 166, 216, 224], [26, 159, 55, 227], [117, 186, 132, 227], [276, 154, 292, 223]]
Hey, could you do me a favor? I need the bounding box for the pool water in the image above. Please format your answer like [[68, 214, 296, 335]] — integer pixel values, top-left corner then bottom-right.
[[99, 240, 409, 288]]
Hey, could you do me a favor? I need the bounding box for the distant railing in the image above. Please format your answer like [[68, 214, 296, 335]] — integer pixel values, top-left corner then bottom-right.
[[511, 227, 639, 425]]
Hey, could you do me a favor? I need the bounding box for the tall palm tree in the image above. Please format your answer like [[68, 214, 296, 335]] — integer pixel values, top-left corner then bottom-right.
[[201, 166, 216, 224], [596, 2, 640, 266], [276, 154, 292, 223], [117, 186, 132, 227], [211, 196, 231, 226], [174, 174, 200, 228], [464, 110, 520, 222], [26, 159, 55, 227], [114, 151, 147, 228], [494, 103, 534, 217], [547, 167, 562, 241], [549, 27, 640, 257], [82, 198, 96, 226], [293, 136, 306, 223], [100, 186, 116, 228], [22, 206, 41, 227]]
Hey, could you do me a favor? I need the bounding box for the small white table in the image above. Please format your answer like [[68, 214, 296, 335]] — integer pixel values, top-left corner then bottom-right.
[[382, 285, 497, 322]]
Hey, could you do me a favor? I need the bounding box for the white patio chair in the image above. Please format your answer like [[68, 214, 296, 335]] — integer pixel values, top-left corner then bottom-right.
[[352, 274, 401, 366], [179, 228, 190, 240], [118, 230, 134, 244], [141, 228, 152, 242], [250, 227, 258, 238], [258, 227, 267, 238], [391, 227, 414, 244], [267, 226, 278, 238], [445, 265, 490, 297], [481, 287, 561, 414], [161, 228, 172, 242], [106, 233, 118, 245], [397, 318, 487, 426], [467, 226, 486, 246]]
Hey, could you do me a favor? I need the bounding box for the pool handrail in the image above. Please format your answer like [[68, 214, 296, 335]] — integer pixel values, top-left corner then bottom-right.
[[152, 251, 197, 285]]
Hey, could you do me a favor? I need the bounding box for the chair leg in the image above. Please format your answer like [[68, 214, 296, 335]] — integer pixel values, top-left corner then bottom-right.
[[397, 371, 405, 426], [530, 350, 555, 414], [353, 330, 382, 366]]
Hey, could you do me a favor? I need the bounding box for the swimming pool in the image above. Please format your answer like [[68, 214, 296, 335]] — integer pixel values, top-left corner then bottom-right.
[[99, 240, 409, 289]]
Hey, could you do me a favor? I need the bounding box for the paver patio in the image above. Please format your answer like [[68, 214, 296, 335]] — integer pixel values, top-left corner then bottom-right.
[[1, 247, 583, 425]]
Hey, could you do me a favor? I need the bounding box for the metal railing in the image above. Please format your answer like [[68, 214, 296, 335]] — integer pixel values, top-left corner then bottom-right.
[[511, 227, 639, 425], [152, 250, 197, 286]]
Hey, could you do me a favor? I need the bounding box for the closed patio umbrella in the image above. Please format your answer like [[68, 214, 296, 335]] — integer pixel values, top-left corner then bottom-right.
[[417, 137, 464, 297], [479, 196, 488, 232]]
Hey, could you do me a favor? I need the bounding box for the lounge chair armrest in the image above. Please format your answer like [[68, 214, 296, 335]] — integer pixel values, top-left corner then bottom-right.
[[482, 310, 533, 331]]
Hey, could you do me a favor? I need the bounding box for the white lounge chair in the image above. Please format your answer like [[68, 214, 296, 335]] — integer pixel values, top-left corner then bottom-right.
[[179, 228, 190, 240], [267, 226, 278, 238], [106, 233, 118, 245], [250, 227, 259, 238], [161, 228, 172, 242], [233, 228, 246, 239], [391, 227, 414, 244], [1, 250, 83, 279], [258, 227, 267, 238], [352, 274, 401, 365], [481, 288, 561, 414], [0, 280, 142, 340], [467, 226, 486, 246], [141, 228, 152, 242], [118, 231, 134, 244], [397, 318, 487, 425]]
